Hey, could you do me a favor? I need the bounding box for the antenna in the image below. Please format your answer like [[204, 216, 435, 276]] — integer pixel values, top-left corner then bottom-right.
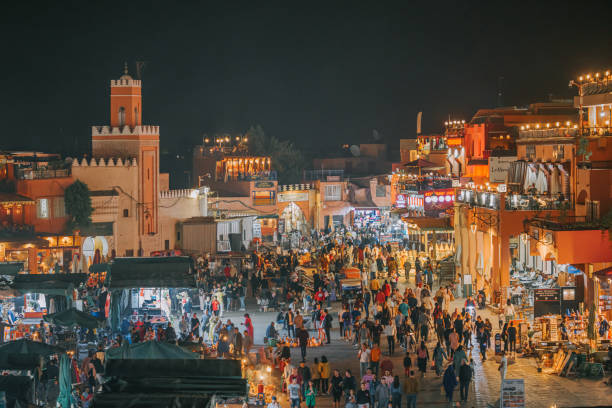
[[135, 61, 147, 80], [416, 112, 422, 135]]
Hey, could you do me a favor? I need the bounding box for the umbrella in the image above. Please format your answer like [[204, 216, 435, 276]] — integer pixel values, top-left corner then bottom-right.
[[43, 308, 105, 329], [105, 341, 199, 360], [0, 339, 64, 357], [57, 354, 74, 408]]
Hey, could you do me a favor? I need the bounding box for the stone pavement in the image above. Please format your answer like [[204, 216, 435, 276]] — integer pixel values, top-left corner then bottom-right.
[[212, 278, 611, 408]]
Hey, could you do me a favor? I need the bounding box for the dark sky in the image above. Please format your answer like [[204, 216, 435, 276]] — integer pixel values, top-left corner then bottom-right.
[[1, 1, 611, 159]]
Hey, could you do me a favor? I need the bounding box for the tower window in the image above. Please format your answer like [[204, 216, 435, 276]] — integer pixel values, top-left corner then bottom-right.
[[118, 107, 126, 126], [123, 209, 129, 217], [134, 107, 138, 123]]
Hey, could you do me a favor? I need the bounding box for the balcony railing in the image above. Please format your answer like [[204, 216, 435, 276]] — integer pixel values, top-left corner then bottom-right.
[[504, 193, 573, 211], [456, 189, 500, 210], [528, 216, 603, 231], [16, 168, 71, 180], [518, 127, 578, 140], [303, 169, 344, 181]]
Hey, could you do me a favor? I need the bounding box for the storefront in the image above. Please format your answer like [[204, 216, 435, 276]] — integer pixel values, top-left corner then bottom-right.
[[352, 207, 381, 228]]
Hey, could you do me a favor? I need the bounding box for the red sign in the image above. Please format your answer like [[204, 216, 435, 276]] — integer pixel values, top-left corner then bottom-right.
[[424, 188, 455, 209]]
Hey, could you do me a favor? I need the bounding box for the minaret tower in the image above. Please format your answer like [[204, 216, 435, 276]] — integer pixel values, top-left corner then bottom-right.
[[91, 64, 159, 236]]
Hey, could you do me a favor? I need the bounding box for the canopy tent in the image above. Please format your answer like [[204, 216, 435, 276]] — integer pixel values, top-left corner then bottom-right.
[[0, 375, 34, 408], [0, 339, 65, 357], [105, 341, 200, 360], [10, 273, 87, 295], [43, 308, 104, 329], [0, 339, 64, 370], [93, 358, 246, 408], [89, 263, 109, 274], [0, 262, 25, 276], [105, 257, 195, 289]]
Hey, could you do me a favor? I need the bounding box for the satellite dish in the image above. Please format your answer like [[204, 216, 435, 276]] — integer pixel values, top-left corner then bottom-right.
[[350, 145, 361, 157], [372, 129, 381, 141]]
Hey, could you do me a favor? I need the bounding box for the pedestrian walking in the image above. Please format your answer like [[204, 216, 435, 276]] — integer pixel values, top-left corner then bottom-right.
[[458, 359, 472, 402], [390, 376, 402, 408], [416, 341, 429, 378], [305, 381, 317, 408], [358, 343, 371, 378], [402, 370, 419, 408], [432, 342, 447, 377], [442, 364, 458, 407]]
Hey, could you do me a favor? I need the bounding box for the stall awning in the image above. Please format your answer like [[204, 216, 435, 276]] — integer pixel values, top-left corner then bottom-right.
[[594, 266, 612, 278], [402, 216, 453, 231], [0, 193, 34, 206], [106, 257, 195, 289]]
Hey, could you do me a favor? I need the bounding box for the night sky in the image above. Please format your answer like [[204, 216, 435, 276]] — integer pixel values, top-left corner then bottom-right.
[[1, 2, 611, 163]]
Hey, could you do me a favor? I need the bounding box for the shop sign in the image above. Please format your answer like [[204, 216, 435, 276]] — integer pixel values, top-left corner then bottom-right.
[[534, 288, 560, 302], [278, 191, 309, 202], [396, 194, 406, 208], [489, 156, 516, 183], [254, 181, 275, 189], [252, 221, 262, 239], [423, 188, 454, 209], [534, 288, 561, 317], [497, 183, 507, 192], [501, 379, 525, 408]]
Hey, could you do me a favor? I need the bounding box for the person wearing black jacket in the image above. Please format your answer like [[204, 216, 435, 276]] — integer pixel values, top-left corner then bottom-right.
[[341, 370, 356, 402], [356, 382, 370, 406], [458, 359, 473, 402], [323, 309, 333, 344]]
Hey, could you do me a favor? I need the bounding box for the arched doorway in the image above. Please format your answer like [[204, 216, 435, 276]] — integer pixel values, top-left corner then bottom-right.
[[280, 202, 307, 233]]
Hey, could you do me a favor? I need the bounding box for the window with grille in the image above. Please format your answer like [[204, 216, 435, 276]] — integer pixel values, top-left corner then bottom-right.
[[53, 197, 66, 218], [375, 185, 386, 197], [325, 184, 341, 201], [525, 145, 535, 160]]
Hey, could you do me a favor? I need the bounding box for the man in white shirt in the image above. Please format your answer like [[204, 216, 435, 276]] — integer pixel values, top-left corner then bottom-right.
[[358, 343, 371, 378]]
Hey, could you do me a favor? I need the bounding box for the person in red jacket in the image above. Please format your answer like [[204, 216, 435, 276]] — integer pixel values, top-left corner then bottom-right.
[[375, 290, 386, 305]]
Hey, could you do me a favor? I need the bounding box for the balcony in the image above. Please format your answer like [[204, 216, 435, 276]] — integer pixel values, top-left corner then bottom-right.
[[518, 126, 579, 140], [504, 193, 573, 211], [16, 168, 71, 180], [456, 189, 500, 210], [528, 216, 601, 231]]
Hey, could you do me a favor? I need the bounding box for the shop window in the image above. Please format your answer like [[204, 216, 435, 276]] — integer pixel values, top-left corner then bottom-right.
[[53, 197, 66, 218], [325, 184, 341, 201], [375, 185, 386, 197], [36, 198, 49, 219], [123, 209, 129, 217], [164, 240, 170, 250]]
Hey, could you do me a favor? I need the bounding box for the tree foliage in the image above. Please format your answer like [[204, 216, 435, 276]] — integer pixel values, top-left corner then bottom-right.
[[64, 180, 93, 232], [246, 125, 304, 184]]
